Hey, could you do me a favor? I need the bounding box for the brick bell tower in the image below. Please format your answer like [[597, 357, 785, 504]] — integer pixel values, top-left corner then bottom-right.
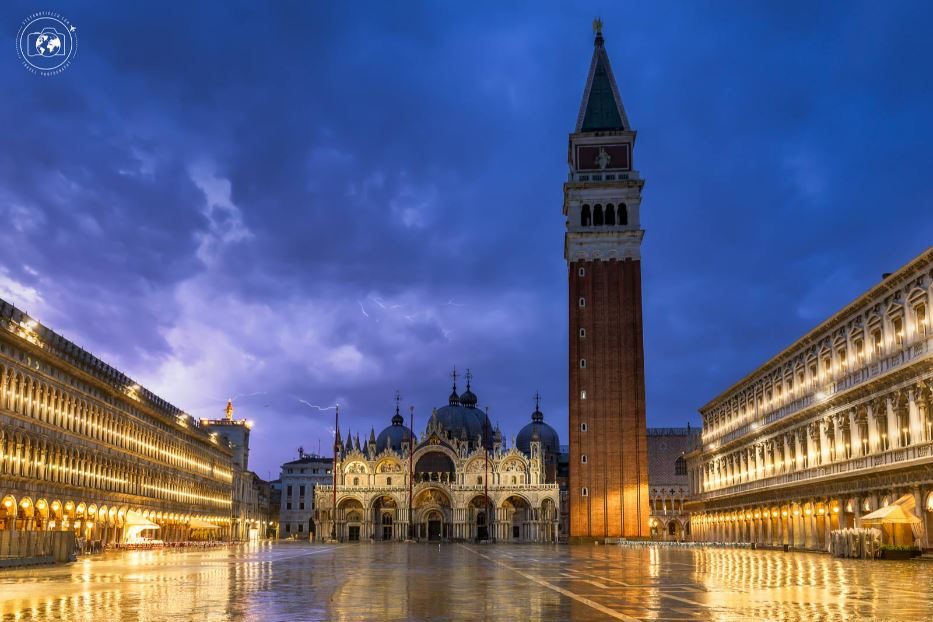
[[566, 19, 649, 541]]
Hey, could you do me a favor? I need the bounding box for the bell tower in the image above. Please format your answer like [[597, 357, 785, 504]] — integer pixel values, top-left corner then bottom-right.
[[565, 20, 649, 541]]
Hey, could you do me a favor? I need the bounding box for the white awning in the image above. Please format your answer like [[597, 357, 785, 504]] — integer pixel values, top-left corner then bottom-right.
[[189, 517, 221, 530], [123, 510, 160, 543], [124, 510, 160, 528], [862, 494, 922, 525]]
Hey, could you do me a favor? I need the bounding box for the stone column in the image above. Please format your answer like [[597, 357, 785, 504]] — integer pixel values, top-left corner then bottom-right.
[[867, 402, 879, 452], [912, 486, 926, 548], [820, 420, 831, 465], [886, 396, 900, 449], [908, 389, 923, 445], [920, 398, 931, 443], [794, 432, 805, 471], [823, 505, 832, 550], [848, 410, 862, 457], [783, 434, 792, 473], [804, 508, 819, 549]]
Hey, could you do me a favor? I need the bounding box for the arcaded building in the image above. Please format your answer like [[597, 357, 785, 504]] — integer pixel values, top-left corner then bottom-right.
[[688, 247, 933, 550], [0, 298, 235, 544], [315, 376, 561, 542], [648, 427, 700, 541], [565, 21, 650, 541]]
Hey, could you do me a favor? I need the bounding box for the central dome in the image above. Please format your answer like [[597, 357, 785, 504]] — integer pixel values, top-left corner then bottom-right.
[[433, 403, 490, 445]]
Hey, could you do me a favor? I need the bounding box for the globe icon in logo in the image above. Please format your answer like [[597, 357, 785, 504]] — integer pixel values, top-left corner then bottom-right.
[[34, 28, 63, 56], [16, 13, 77, 75]]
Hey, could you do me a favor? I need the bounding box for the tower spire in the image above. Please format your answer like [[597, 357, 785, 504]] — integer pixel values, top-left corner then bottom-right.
[[564, 19, 649, 541], [225, 399, 234, 421], [576, 19, 629, 133]]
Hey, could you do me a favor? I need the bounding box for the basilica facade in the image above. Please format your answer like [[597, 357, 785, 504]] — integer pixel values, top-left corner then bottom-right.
[[315, 376, 561, 543]]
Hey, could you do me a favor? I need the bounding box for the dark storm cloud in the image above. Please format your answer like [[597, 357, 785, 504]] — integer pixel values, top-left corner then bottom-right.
[[1, 0, 931, 477]]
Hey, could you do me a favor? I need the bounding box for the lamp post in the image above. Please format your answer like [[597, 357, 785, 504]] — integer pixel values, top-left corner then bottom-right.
[[484, 406, 490, 542], [408, 405, 414, 541], [332, 404, 339, 543]]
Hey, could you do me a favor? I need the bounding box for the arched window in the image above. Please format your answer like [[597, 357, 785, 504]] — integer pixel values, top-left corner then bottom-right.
[[581, 487, 588, 497], [605, 203, 616, 225], [593, 205, 604, 226], [581, 204, 591, 227], [353, 477, 359, 486], [581, 454, 587, 464], [675, 456, 687, 476], [386, 477, 392, 486], [618, 203, 628, 225]]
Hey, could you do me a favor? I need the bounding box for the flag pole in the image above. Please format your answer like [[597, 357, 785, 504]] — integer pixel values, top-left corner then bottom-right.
[[332, 404, 339, 542], [484, 406, 490, 542], [409, 405, 415, 541]]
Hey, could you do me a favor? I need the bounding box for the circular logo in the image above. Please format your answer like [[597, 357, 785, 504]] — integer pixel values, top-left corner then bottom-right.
[[16, 12, 77, 75]]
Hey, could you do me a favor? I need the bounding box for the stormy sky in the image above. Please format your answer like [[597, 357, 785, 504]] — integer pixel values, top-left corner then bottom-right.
[[2, 1, 931, 479]]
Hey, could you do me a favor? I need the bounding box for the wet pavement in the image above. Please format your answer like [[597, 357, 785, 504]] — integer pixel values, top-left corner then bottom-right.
[[1, 542, 932, 621]]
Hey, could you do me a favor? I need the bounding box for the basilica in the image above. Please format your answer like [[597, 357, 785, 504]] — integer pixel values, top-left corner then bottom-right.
[[314, 373, 561, 542]]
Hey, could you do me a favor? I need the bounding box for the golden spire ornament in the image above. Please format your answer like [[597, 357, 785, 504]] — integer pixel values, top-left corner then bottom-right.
[[592, 17, 603, 35]]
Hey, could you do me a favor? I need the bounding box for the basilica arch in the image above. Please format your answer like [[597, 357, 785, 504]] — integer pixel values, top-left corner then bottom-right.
[[414, 487, 451, 541]]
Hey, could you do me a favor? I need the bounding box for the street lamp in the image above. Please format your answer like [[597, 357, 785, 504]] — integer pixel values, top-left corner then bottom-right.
[[331, 404, 339, 543]]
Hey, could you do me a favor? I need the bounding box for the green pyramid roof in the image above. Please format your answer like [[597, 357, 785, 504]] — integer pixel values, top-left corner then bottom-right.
[[576, 30, 629, 133]]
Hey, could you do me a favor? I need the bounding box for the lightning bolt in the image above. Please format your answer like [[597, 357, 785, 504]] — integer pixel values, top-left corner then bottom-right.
[[294, 397, 338, 412]]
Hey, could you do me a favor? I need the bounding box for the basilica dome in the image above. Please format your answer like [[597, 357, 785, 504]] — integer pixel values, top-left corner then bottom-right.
[[516, 404, 560, 455], [433, 403, 490, 441], [376, 409, 416, 453], [431, 380, 491, 447]]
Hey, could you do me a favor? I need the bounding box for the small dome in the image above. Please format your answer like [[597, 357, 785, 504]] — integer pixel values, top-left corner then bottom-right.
[[459, 387, 477, 407], [376, 410, 415, 453], [516, 404, 560, 455]]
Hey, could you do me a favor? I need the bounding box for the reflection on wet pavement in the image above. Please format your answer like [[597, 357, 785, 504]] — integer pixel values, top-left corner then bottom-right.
[[1, 542, 931, 621]]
